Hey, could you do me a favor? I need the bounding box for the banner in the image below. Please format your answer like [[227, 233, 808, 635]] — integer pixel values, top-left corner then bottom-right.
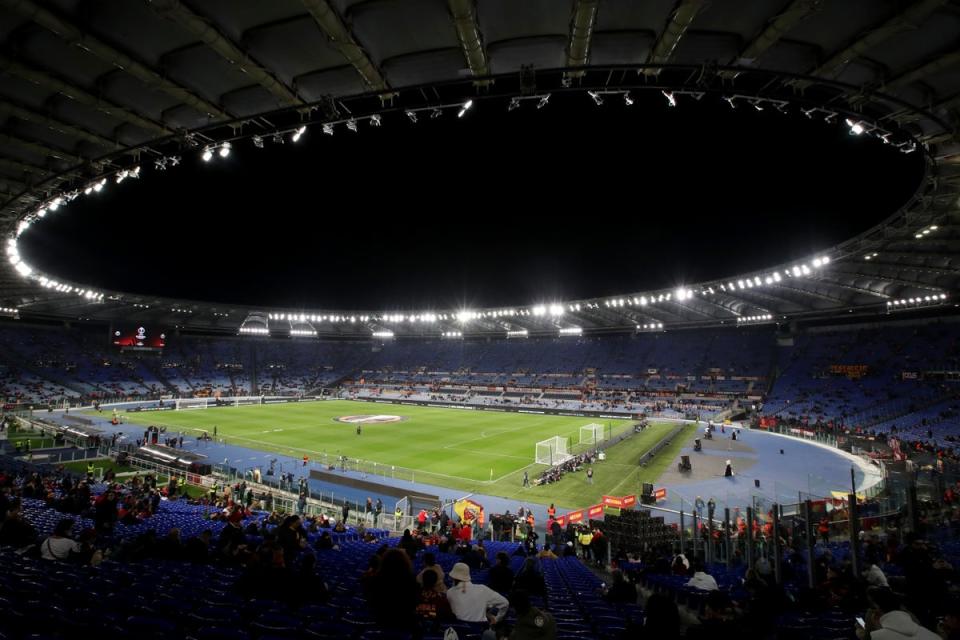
[[829, 364, 869, 379], [587, 504, 605, 519], [454, 498, 484, 524], [555, 515, 567, 527], [566, 510, 585, 523], [654, 488, 667, 501], [602, 495, 637, 508]]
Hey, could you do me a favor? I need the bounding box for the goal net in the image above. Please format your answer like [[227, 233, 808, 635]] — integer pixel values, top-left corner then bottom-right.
[[535, 435, 572, 466], [579, 423, 607, 446], [175, 398, 210, 410], [175, 396, 264, 410]]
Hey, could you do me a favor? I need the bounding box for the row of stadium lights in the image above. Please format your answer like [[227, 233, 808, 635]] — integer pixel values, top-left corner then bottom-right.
[[4, 88, 906, 320], [602, 258, 830, 309], [585, 91, 915, 153], [737, 315, 774, 324], [3, 98, 484, 289], [887, 294, 948, 307]]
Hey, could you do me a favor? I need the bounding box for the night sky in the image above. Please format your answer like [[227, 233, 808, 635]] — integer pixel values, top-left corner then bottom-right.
[[19, 91, 925, 311]]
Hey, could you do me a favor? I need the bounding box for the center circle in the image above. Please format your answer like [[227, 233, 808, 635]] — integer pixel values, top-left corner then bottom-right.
[[334, 414, 407, 424]]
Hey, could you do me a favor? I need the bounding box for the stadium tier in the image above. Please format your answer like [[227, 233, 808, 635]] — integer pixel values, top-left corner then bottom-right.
[[3, 320, 960, 447]]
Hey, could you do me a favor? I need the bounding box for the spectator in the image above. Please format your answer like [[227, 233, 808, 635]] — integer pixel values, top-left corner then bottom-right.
[[602, 569, 637, 605], [514, 557, 546, 597], [686, 562, 719, 591], [416, 567, 454, 622], [446, 562, 509, 624], [40, 518, 80, 561], [488, 552, 515, 595], [416, 552, 446, 593], [859, 587, 939, 640], [365, 549, 418, 630], [508, 588, 556, 640], [640, 592, 681, 639], [687, 590, 738, 639]]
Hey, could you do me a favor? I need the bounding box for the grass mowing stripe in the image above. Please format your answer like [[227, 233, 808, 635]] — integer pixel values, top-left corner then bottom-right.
[[111, 400, 685, 509]]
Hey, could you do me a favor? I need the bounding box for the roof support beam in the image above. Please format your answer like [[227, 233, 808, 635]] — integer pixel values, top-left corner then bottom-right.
[[146, 0, 303, 107], [0, 0, 230, 120], [862, 258, 960, 277], [300, 0, 389, 92], [823, 267, 944, 292], [0, 132, 83, 165], [447, 0, 491, 83], [0, 101, 117, 150], [0, 176, 27, 190], [886, 47, 960, 93], [794, 0, 948, 87], [730, 0, 823, 68], [0, 157, 50, 178], [0, 54, 171, 136], [564, 0, 599, 79], [645, 0, 706, 74], [774, 284, 847, 305], [724, 288, 805, 310]]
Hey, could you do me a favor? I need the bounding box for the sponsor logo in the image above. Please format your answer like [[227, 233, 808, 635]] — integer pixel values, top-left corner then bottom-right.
[[335, 414, 407, 424]]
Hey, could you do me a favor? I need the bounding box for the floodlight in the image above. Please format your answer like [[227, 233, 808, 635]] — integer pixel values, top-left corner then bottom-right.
[[537, 94, 550, 109], [405, 110, 418, 123], [662, 90, 676, 107], [458, 99, 473, 118], [292, 126, 306, 142], [369, 114, 382, 127], [346, 118, 358, 132], [588, 91, 603, 106], [219, 142, 231, 157]]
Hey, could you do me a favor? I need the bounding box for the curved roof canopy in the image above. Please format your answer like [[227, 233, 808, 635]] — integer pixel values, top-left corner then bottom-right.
[[0, 0, 958, 336]]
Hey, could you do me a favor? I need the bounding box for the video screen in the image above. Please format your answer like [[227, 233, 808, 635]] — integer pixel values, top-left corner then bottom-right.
[[113, 326, 165, 349]]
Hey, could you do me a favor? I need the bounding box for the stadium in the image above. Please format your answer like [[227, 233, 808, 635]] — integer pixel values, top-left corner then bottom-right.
[[1, 1, 959, 639]]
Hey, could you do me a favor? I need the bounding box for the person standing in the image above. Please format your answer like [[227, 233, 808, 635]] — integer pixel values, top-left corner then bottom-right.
[[522, 470, 529, 487], [374, 498, 383, 527], [586, 467, 594, 485]]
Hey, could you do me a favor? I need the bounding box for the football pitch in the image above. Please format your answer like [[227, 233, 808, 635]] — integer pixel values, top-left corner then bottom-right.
[[115, 400, 695, 508]]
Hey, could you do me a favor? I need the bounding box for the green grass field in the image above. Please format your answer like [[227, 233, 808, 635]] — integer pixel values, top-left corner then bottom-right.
[[112, 400, 695, 509]]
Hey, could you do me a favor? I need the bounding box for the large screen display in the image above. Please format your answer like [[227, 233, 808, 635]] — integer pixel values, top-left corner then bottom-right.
[[113, 326, 166, 349]]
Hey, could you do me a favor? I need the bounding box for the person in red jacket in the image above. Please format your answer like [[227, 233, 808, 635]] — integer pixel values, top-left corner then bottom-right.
[[417, 509, 428, 531]]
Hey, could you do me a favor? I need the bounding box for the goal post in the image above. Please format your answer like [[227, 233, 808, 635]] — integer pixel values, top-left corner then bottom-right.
[[535, 435, 572, 466], [175, 398, 209, 411], [578, 423, 607, 446], [175, 396, 265, 410]]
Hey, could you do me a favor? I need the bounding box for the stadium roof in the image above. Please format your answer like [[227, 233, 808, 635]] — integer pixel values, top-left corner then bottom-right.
[[0, 0, 959, 337]]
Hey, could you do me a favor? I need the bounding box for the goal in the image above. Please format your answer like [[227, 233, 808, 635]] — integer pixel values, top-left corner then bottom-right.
[[579, 423, 607, 446], [174, 396, 264, 410], [535, 435, 572, 466]]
